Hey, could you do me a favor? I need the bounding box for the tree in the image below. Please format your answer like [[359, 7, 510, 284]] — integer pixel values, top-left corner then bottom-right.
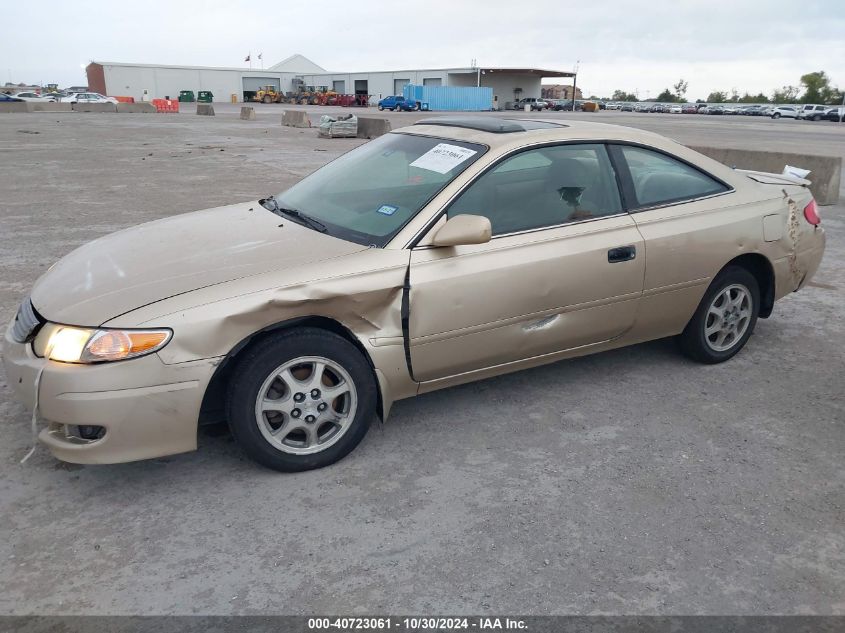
[[673, 78, 688, 101], [737, 92, 769, 103], [772, 85, 800, 103], [799, 71, 833, 103], [612, 89, 638, 101], [707, 91, 728, 103], [655, 88, 675, 102], [729, 88, 739, 102]]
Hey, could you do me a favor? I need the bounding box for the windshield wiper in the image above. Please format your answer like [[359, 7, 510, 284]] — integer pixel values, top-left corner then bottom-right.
[[259, 195, 327, 233]]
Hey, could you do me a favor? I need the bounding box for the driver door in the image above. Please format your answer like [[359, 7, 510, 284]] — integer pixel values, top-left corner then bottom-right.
[[408, 143, 645, 383]]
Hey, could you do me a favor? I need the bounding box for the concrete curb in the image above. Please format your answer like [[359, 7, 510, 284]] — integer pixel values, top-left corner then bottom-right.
[[691, 145, 842, 206], [116, 103, 157, 113], [71, 103, 117, 113], [29, 103, 73, 112], [0, 102, 30, 113], [356, 117, 392, 139], [282, 110, 311, 128]]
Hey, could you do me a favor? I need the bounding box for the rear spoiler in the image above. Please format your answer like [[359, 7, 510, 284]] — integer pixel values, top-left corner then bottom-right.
[[737, 169, 811, 187]]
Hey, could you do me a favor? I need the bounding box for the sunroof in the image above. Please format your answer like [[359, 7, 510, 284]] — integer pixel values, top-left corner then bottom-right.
[[518, 119, 568, 130], [413, 116, 566, 133]]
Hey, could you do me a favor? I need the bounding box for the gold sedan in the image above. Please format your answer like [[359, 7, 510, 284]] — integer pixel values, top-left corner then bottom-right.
[[2, 117, 826, 471]]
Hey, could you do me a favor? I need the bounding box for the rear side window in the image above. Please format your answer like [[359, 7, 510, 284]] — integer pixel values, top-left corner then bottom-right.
[[616, 145, 729, 208]]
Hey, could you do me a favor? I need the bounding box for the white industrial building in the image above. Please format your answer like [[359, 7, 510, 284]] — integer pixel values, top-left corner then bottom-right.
[[86, 54, 574, 109]]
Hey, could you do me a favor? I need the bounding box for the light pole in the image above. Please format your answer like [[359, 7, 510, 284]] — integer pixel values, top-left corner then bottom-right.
[[570, 60, 580, 112]]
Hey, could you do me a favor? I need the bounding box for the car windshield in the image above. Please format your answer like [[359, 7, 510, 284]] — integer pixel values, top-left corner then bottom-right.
[[275, 133, 487, 246]]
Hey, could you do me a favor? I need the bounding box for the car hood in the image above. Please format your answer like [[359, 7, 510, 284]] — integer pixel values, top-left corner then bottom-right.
[[30, 201, 368, 325]]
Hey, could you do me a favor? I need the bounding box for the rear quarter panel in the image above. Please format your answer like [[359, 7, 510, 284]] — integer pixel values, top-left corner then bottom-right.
[[627, 180, 798, 341]]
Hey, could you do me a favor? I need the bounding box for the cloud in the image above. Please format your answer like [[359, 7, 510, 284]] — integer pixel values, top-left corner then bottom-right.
[[1, 0, 842, 98]]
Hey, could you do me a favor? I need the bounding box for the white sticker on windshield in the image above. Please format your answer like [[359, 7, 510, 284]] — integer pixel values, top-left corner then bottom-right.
[[410, 143, 477, 174]]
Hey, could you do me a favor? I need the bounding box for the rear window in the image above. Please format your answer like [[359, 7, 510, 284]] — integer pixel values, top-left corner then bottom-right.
[[616, 145, 729, 208]]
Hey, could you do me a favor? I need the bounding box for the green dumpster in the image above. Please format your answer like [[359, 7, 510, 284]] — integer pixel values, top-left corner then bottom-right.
[[178, 90, 195, 102], [197, 91, 214, 103]]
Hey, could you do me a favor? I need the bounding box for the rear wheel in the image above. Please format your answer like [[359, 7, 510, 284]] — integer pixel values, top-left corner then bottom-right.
[[677, 266, 760, 364], [772, 113, 781, 119], [227, 328, 377, 472], [377, 104, 384, 111], [262, 95, 271, 104]]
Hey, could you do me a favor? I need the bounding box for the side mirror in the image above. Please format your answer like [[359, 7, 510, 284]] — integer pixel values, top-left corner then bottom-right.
[[431, 214, 492, 247]]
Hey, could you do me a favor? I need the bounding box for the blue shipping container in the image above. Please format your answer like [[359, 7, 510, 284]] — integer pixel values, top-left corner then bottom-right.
[[403, 84, 493, 111]]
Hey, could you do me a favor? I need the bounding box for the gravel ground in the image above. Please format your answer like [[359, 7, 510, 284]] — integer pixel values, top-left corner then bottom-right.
[[0, 110, 842, 616]]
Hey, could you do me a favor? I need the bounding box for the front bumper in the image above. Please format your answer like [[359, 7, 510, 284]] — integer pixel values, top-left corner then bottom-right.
[[2, 320, 220, 464]]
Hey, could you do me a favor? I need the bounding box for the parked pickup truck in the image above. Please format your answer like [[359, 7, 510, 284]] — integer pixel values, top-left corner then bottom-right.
[[377, 95, 417, 111]]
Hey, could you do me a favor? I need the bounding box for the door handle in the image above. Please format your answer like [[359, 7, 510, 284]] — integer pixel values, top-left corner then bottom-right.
[[608, 245, 636, 263]]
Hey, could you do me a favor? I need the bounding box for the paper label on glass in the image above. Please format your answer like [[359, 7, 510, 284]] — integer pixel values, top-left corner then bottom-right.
[[410, 144, 477, 174]]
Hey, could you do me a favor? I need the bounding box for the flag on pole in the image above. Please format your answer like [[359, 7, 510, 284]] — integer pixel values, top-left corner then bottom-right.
[[258, 52, 263, 60], [244, 54, 250, 62]]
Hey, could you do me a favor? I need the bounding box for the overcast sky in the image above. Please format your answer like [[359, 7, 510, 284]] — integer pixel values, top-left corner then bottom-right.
[[2, 1, 843, 99]]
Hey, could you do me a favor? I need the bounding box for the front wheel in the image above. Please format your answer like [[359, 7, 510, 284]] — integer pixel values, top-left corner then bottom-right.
[[812, 114, 821, 121], [677, 266, 760, 364], [772, 113, 780, 119], [377, 104, 384, 111], [227, 328, 377, 472]]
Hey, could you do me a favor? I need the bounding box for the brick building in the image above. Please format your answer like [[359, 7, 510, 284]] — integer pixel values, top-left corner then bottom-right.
[[541, 84, 582, 100]]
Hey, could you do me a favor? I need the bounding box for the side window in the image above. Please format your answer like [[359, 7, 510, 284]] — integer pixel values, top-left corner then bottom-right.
[[448, 144, 623, 236], [617, 145, 728, 208]]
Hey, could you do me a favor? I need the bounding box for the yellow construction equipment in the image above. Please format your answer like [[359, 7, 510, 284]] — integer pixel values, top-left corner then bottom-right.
[[252, 85, 282, 104]]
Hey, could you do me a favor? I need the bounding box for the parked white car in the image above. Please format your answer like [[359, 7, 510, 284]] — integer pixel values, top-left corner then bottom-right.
[[797, 104, 828, 121], [60, 92, 118, 104], [771, 106, 799, 119], [13, 92, 57, 102], [669, 104, 683, 114]]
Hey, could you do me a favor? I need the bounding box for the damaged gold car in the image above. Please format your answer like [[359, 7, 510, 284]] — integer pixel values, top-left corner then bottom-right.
[[3, 117, 826, 471]]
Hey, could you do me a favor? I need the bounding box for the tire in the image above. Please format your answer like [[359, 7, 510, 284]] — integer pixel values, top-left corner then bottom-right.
[[772, 113, 780, 119], [812, 114, 821, 121], [677, 266, 760, 364], [377, 105, 384, 111], [262, 95, 271, 104], [226, 328, 377, 472]]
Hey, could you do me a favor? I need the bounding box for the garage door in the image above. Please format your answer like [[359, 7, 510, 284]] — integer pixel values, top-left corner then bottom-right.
[[333, 80, 345, 93], [394, 78, 410, 95], [423, 78, 442, 87], [243, 77, 281, 92]]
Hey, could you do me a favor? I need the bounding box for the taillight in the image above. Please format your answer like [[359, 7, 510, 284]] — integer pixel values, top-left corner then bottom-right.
[[803, 199, 821, 226]]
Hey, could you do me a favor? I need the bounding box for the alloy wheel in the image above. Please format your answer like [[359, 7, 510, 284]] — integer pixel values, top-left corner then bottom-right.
[[704, 284, 753, 352], [254, 356, 358, 455]]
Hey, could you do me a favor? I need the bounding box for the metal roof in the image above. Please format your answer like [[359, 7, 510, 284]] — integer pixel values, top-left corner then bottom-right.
[[299, 66, 576, 78], [89, 61, 575, 79]]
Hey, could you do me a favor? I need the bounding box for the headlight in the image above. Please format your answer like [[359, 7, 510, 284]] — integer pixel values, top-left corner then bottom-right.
[[33, 324, 172, 363]]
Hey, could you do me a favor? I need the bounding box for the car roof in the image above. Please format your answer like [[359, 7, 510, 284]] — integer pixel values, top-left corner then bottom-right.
[[413, 116, 565, 134], [399, 116, 668, 148]]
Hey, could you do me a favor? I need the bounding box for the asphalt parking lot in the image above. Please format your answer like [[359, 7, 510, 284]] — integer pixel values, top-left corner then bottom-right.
[[0, 108, 843, 616]]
